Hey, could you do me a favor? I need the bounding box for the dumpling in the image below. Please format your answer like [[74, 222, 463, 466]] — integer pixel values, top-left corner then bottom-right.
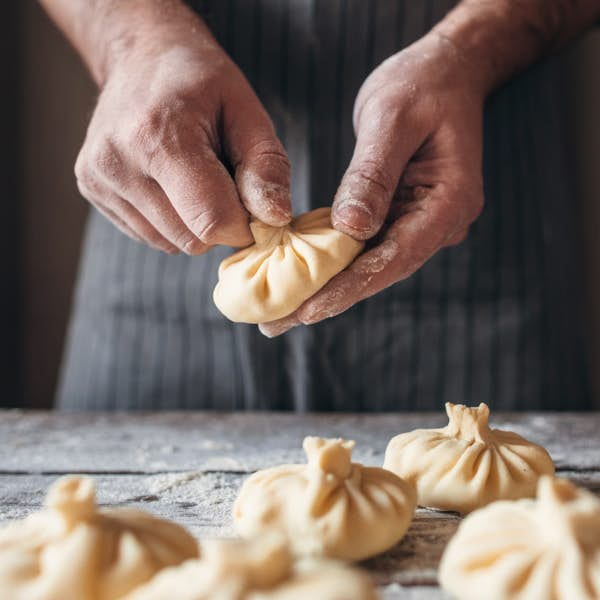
[[439, 477, 600, 600], [233, 436, 416, 561], [213, 207, 364, 323], [0, 475, 199, 600], [383, 402, 554, 513], [124, 532, 378, 600]]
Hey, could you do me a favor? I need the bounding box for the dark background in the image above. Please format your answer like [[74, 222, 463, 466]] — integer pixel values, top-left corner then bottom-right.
[[2, 2, 600, 409]]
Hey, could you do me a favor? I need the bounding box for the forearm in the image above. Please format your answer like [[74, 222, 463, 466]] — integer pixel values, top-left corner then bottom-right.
[[433, 0, 600, 93], [39, 0, 213, 86]]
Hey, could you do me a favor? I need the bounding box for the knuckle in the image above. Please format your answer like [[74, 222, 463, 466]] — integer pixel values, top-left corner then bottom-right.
[[131, 101, 212, 172], [88, 138, 124, 179], [344, 160, 394, 200], [186, 211, 221, 244], [244, 139, 290, 170], [131, 113, 167, 169], [75, 172, 94, 197], [74, 151, 87, 181], [361, 89, 409, 124], [366, 92, 399, 117], [356, 87, 431, 140], [175, 232, 205, 255], [130, 105, 181, 171], [75, 169, 101, 201]]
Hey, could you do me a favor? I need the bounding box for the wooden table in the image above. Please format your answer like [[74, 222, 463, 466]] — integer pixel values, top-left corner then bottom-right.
[[1, 410, 599, 599]]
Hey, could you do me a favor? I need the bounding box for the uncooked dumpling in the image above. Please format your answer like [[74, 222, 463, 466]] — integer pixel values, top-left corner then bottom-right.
[[383, 402, 554, 513], [213, 207, 364, 323], [0, 475, 199, 600], [439, 477, 600, 600], [233, 436, 416, 561], [125, 532, 378, 600]]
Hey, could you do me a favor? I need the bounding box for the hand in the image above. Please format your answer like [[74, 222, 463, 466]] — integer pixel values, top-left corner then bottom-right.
[[260, 33, 484, 336], [75, 12, 290, 254]]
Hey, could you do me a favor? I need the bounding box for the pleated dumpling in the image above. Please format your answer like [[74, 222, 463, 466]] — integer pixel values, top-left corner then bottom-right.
[[125, 532, 378, 600], [213, 207, 364, 323], [0, 476, 199, 600], [233, 436, 416, 561], [383, 402, 554, 513], [439, 477, 600, 600]]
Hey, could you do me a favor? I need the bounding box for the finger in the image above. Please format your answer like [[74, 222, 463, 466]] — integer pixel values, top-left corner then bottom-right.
[[78, 176, 179, 253], [99, 196, 179, 253], [150, 145, 253, 247], [258, 313, 301, 338], [224, 90, 292, 226], [112, 175, 209, 255], [332, 105, 424, 240], [83, 142, 210, 255], [299, 189, 465, 325], [94, 204, 144, 243]]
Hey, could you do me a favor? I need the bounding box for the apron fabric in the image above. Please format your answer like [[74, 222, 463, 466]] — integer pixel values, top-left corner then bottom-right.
[[57, 0, 591, 411]]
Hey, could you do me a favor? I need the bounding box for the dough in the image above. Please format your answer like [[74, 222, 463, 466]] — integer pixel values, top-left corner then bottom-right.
[[233, 436, 416, 561], [213, 207, 364, 323], [383, 402, 554, 513], [439, 477, 600, 600], [0, 475, 199, 600], [124, 532, 378, 600]]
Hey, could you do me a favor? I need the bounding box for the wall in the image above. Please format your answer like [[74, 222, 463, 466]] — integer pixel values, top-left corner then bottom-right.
[[0, 2, 20, 407], [565, 30, 600, 405], [19, 1, 92, 407]]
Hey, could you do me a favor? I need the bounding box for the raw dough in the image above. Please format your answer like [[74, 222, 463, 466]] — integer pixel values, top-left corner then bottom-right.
[[0, 475, 199, 600], [383, 402, 554, 513], [213, 207, 364, 323], [124, 532, 378, 600], [439, 477, 600, 600], [233, 436, 416, 561]]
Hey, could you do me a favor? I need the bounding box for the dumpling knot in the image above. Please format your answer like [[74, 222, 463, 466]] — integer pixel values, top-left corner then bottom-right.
[[250, 220, 287, 247], [444, 402, 491, 443], [303, 437, 355, 479], [45, 475, 97, 524]]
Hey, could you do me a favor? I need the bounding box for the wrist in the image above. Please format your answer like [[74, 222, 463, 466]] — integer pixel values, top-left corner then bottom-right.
[[431, 2, 537, 94], [82, 1, 216, 86], [432, 0, 600, 94]]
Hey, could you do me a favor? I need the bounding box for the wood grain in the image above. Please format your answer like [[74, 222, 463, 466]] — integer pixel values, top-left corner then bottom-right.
[[0, 411, 598, 598]]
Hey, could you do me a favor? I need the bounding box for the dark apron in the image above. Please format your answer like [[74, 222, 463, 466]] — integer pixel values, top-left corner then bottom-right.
[[57, 0, 590, 411]]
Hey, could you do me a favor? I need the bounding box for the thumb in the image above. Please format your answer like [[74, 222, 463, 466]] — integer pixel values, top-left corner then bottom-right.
[[224, 89, 291, 227], [332, 109, 421, 240]]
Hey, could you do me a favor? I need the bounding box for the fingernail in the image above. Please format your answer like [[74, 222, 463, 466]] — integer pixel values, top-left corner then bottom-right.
[[335, 204, 373, 233], [240, 172, 292, 227], [263, 187, 292, 227], [258, 319, 299, 338], [258, 325, 280, 338]]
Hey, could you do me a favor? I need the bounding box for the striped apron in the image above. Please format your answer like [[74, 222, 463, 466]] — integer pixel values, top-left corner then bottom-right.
[[57, 0, 591, 411]]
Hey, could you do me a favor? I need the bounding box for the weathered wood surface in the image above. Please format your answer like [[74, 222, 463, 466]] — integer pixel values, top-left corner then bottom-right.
[[0, 411, 599, 599], [1, 410, 598, 472]]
